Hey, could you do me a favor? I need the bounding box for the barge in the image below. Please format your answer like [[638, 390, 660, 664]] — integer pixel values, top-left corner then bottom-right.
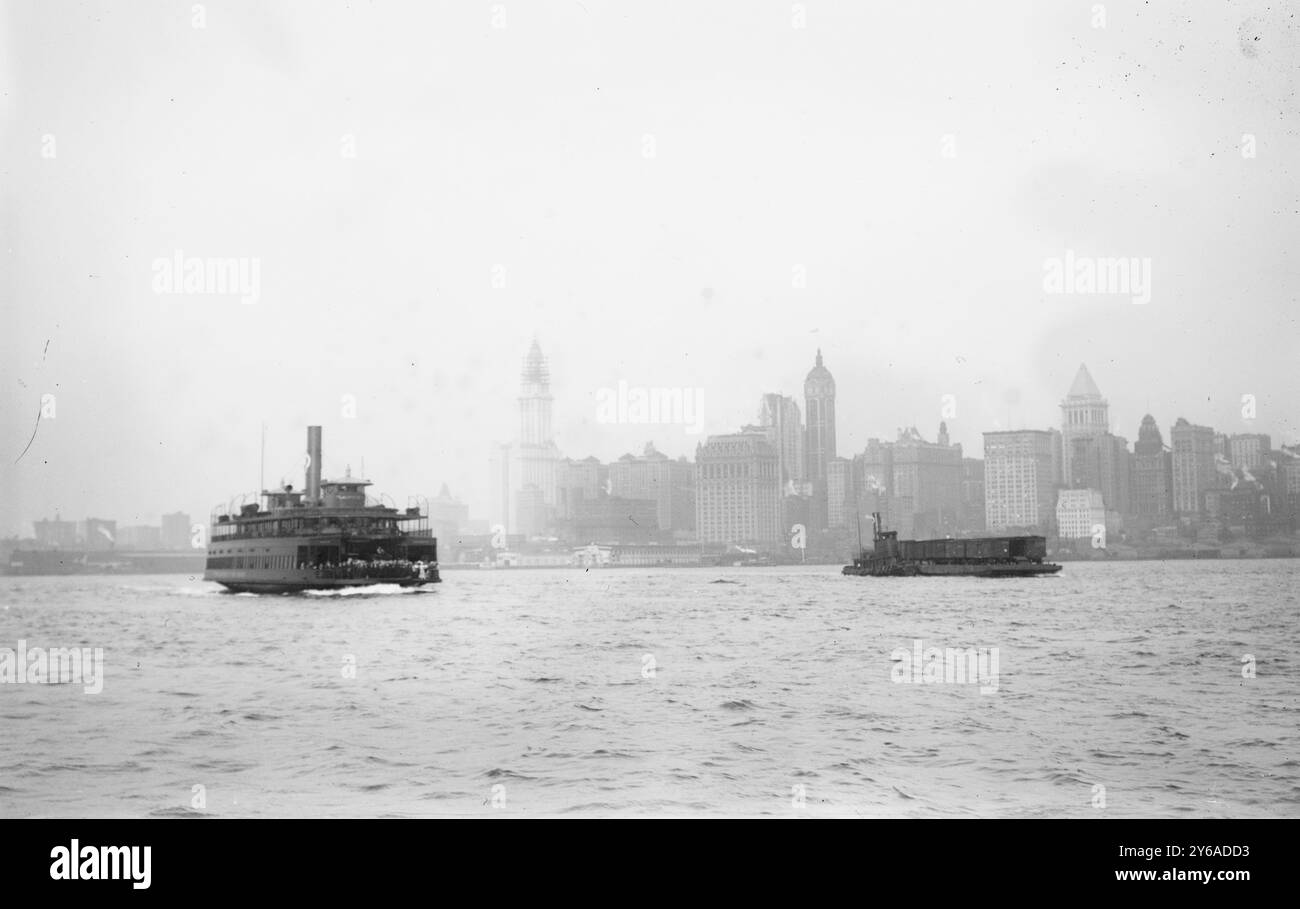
[[843, 513, 1061, 578], [203, 426, 440, 593]]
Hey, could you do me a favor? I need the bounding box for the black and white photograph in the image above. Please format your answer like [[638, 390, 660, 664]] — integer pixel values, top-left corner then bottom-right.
[[1, 0, 1296, 886]]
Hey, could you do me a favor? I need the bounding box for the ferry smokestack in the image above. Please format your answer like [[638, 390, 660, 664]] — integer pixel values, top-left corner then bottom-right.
[[306, 425, 322, 505]]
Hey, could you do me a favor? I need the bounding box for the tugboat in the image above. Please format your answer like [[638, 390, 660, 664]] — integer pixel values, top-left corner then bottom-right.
[[203, 426, 440, 593], [843, 513, 1061, 578]]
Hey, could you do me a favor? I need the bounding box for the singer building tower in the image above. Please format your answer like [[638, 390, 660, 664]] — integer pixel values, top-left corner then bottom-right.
[[804, 349, 837, 530]]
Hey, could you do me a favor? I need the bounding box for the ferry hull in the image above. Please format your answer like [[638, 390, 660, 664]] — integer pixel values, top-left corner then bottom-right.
[[214, 574, 439, 594], [841, 562, 1061, 578], [204, 557, 441, 593]]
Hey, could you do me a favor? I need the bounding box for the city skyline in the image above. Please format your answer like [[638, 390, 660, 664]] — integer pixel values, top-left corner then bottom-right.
[[9, 340, 1292, 541]]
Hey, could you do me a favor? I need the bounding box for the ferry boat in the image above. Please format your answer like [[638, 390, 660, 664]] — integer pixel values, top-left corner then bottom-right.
[[843, 513, 1061, 578], [203, 426, 440, 593]]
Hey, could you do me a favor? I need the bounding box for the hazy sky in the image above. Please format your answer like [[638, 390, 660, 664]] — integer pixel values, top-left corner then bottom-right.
[[2, 0, 1297, 536]]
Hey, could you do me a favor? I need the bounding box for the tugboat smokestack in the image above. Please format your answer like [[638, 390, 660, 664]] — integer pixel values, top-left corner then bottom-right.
[[306, 425, 322, 505]]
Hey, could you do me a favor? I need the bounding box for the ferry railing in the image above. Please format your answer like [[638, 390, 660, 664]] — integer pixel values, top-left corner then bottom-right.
[[309, 560, 430, 581]]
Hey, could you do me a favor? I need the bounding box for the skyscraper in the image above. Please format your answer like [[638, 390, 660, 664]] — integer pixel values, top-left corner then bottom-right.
[[1132, 415, 1173, 520], [556, 456, 605, 521], [887, 425, 963, 538], [1060, 364, 1108, 488], [983, 429, 1059, 533], [845, 428, 963, 538], [826, 457, 853, 530], [519, 338, 554, 448], [609, 442, 696, 534], [695, 430, 781, 545], [1171, 417, 1217, 517], [1059, 364, 1130, 514], [1228, 433, 1271, 470], [757, 393, 804, 488], [803, 350, 836, 530], [513, 338, 562, 535]]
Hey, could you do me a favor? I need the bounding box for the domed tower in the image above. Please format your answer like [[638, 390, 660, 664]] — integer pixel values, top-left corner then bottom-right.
[[802, 350, 837, 532], [803, 349, 837, 484]]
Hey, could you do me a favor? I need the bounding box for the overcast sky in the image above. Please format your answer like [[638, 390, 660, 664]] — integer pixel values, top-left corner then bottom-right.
[[2, 0, 1297, 536]]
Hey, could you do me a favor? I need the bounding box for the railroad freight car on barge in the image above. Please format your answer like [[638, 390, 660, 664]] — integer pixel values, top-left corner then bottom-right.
[[843, 513, 1061, 578], [203, 426, 440, 593]]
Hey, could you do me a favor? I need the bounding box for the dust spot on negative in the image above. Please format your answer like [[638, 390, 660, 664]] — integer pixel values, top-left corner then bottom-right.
[[1238, 19, 1261, 58]]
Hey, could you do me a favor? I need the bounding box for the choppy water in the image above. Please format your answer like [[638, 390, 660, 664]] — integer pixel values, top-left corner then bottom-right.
[[0, 561, 1297, 818]]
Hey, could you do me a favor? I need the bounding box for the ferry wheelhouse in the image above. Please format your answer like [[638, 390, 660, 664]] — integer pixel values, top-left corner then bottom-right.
[[203, 426, 440, 593]]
